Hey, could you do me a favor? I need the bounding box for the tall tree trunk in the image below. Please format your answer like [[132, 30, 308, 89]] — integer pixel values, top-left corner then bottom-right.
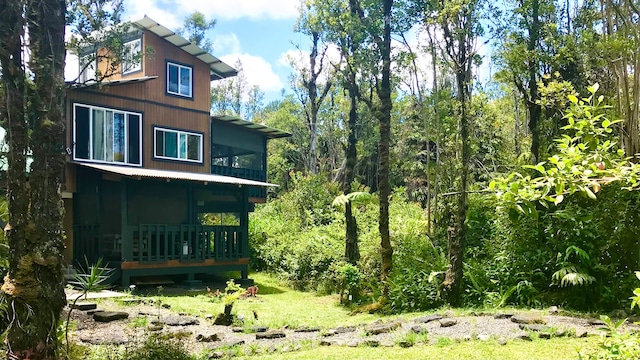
[[377, 0, 394, 303], [0, 0, 67, 356], [343, 68, 360, 265], [527, 0, 542, 163]]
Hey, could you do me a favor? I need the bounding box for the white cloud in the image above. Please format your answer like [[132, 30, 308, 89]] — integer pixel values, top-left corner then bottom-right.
[[125, 0, 300, 26], [220, 53, 284, 92], [213, 33, 242, 55]]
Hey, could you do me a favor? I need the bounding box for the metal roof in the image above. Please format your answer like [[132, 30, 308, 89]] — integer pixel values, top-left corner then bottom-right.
[[67, 75, 158, 89], [133, 16, 237, 80], [211, 115, 291, 139], [75, 162, 277, 187]]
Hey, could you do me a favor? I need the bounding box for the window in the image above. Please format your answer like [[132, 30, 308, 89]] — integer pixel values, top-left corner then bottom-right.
[[154, 127, 202, 163], [122, 39, 142, 74], [166, 62, 192, 98], [73, 104, 142, 166], [79, 54, 96, 83]]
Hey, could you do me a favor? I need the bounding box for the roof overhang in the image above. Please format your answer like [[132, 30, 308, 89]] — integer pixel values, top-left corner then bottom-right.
[[66, 75, 158, 89], [74, 162, 277, 187], [211, 115, 291, 139], [132, 16, 237, 81]]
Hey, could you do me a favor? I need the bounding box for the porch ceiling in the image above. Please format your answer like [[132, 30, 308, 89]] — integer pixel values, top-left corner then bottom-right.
[[73, 162, 277, 187]]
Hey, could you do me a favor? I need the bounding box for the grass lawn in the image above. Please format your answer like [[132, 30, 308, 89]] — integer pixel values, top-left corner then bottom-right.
[[105, 272, 603, 359], [240, 338, 596, 359]]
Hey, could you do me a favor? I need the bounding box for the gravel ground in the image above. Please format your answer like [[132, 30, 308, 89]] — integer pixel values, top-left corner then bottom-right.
[[68, 300, 636, 356]]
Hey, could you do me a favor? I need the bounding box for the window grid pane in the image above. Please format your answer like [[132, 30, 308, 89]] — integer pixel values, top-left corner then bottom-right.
[[154, 127, 202, 163]]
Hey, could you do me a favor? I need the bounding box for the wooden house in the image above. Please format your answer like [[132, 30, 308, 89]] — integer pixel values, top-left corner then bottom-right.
[[63, 16, 289, 286]]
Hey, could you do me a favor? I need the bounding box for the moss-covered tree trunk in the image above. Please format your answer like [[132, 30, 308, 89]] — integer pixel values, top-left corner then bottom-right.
[[377, 0, 394, 303], [343, 65, 360, 265], [0, 0, 67, 357]]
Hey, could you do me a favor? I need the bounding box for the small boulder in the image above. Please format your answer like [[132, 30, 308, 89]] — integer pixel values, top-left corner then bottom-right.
[[231, 327, 244, 333], [323, 326, 356, 336], [365, 321, 401, 335], [209, 351, 224, 359], [295, 326, 320, 333], [444, 310, 456, 318], [574, 328, 588, 338], [413, 314, 443, 324], [511, 314, 546, 325], [439, 318, 457, 327], [477, 334, 491, 341], [256, 330, 285, 340], [93, 311, 129, 322], [518, 324, 552, 332], [410, 325, 426, 334], [363, 340, 380, 347], [320, 340, 334, 346], [588, 319, 607, 326], [514, 333, 532, 341], [249, 325, 269, 333], [494, 313, 514, 319], [548, 306, 559, 315], [70, 302, 97, 311], [497, 337, 508, 346], [153, 316, 199, 326], [398, 340, 413, 348], [80, 334, 128, 345], [196, 333, 221, 342], [539, 333, 552, 339]]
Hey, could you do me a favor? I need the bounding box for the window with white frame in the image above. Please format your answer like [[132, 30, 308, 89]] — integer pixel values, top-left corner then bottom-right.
[[154, 127, 202, 163], [122, 38, 142, 74], [73, 103, 142, 166], [166, 62, 192, 98], [78, 54, 96, 83]]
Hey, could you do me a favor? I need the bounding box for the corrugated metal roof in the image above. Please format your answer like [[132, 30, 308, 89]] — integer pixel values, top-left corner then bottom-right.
[[67, 75, 158, 88], [75, 162, 277, 187], [211, 115, 291, 139], [133, 16, 237, 80]]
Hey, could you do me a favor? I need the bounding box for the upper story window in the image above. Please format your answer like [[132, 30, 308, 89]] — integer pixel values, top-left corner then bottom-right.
[[122, 38, 142, 74], [73, 103, 142, 166], [166, 61, 192, 98], [154, 127, 202, 163], [78, 54, 96, 83]]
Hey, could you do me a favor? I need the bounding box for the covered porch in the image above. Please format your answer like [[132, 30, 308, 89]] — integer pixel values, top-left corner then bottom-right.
[[68, 163, 273, 286]]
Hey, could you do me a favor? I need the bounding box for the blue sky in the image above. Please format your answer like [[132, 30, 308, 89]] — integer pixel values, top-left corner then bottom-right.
[[123, 0, 307, 103]]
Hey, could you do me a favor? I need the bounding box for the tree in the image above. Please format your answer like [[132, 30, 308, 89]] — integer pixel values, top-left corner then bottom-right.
[[178, 11, 216, 53], [0, 0, 67, 356], [0, 0, 127, 356], [428, 0, 483, 306], [292, 6, 334, 174], [210, 59, 265, 120]]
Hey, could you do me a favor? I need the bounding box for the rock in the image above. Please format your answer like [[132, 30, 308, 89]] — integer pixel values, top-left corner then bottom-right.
[[444, 310, 456, 318], [256, 330, 286, 340], [555, 329, 567, 337], [161, 303, 171, 309], [574, 328, 588, 338], [231, 327, 244, 333], [515, 333, 532, 341], [497, 337, 508, 346], [511, 314, 546, 325], [323, 326, 356, 336], [70, 302, 97, 311], [148, 324, 164, 332], [196, 333, 221, 342], [363, 340, 380, 347], [588, 319, 607, 326], [365, 321, 401, 335], [93, 311, 129, 322], [347, 340, 360, 347], [539, 333, 552, 339], [410, 325, 426, 334], [267, 346, 277, 353], [413, 314, 443, 323], [295, 326, 320, 333], [477, 334, 491, 341], [460, 334, 472, 342], [209, 351, 224, 359], [205, 314, 214, 320], [249, 325, 269, 333], [153, 316, 199, 326], [281, 346, 291, 353], [494, 313, 514, 319], [398, 340, 413, 348], [79, 334, 128, 345], [548, 306, 559, 315], [320, 340, 333, 346], [518, 324, 552, 332], [86, 309, 101, 315], [210, 340, 244, 349], [439, 318, 457, 327]]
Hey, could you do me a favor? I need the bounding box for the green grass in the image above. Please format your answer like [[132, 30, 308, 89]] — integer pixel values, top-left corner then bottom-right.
[[153, 273, 417, 329], [238, 338, 597, 360]]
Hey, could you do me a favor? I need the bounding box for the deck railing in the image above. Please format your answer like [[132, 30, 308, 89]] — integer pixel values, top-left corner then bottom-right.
[[72, 225, 121, 265], [210, 165, 267, 198], [123, 224, 245, 263]]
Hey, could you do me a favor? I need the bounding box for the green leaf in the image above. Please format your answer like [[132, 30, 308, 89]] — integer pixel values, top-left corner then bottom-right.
[[568, 94, 578, 104], [602, 119, 610, 128], [554, 194, 564, 205]]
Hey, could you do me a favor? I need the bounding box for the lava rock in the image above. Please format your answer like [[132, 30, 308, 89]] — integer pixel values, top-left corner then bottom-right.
[[439, 318, 458, 327], [93, 311, 129, 322]]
